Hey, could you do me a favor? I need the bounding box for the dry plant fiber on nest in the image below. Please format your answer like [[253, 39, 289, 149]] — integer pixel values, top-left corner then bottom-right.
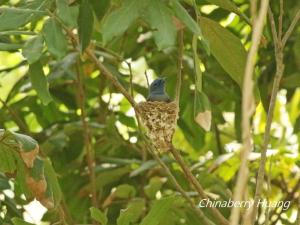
[[137, 101, 179, 153]]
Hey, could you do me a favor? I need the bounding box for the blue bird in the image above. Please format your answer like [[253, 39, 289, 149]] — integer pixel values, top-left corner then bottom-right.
[[147, 78, 171, 102]]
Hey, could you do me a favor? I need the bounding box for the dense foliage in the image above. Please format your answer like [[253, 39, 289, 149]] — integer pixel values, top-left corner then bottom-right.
[[0, 0, 299, 224]]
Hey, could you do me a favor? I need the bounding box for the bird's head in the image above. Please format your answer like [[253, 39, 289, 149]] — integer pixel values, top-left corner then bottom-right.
[[149, 78, 166, 93]]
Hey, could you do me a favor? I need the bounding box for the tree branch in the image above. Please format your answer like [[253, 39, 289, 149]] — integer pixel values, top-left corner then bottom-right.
[[175, 29, 184, 104], [170, 146, 229, 225], [282, 8, 300, 47], [75, 60, 98, 210], [249, 3, 300, 223], [230, 0, 270, 224]]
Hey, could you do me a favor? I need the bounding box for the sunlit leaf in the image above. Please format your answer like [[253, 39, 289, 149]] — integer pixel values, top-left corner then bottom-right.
[[194, 91, 211, 131], [205, 0, 250, 23], [199, 16, 247, 86]]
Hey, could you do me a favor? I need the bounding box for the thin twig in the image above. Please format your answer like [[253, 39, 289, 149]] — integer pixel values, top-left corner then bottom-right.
[[144, 71, 150, 89], [297, 196, 300, 225], [175, 29, 184, 104], [149, 145, 214, 225], [135, 114, 214, 225], [170, 146, 229, 225], [47, 10, 137, 110], [278, 0, 284, 40], [249, 3, 300, 224], [282, 8, 300, 47], [75, 60, 98, 210], [268, 7, 278, 45], [251, 0, 257, 21], [230, 0, 270, 224], [264, 156, 273, 225], [126, 61, 134, 97], [0, 98, 30, 134]]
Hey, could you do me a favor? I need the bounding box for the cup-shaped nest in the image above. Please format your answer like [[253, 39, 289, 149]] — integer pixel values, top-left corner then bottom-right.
[[137, 101, 179, 153]]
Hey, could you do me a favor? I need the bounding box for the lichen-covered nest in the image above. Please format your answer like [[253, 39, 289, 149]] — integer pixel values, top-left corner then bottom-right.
[[136, 101, 179, 153]]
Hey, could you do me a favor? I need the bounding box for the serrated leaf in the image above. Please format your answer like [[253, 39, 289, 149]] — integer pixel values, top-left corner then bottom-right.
[[11, 218, 34, 225], [29, 61, 53, 105], [117, 199, 145, 225], [171, 0, 201, 35], [42, 18, 68, 59], [78, 0, 94, 52], [140, 196, 176, 225], [90, 207, 107, 224], [56, 0, 79, 27], [194, 91, 211, 131], [22, 35, 44, 64], [199, 16, 246, 86], [102, 0, 141, 43], [144, 0, 177, 49]]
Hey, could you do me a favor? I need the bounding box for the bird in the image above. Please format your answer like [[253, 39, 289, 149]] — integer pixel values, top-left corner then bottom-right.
[[147, 78, 171, 102]]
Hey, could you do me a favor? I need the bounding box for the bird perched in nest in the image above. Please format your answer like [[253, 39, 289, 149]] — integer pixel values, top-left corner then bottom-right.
[[147, 78, 171, 102]]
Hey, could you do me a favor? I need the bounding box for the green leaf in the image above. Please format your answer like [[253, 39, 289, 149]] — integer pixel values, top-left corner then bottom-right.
[[89, 0, 110, 20], [117, 199, 145, 225], [0, 10, 31, 31], [102, 0, 141, 43], [171, 0, 201, 35], [56, 0, 79, 27], [199, 16, 247, 86], [282, 73, 300, 89], [90, 207, 108, 224], [29, 61, 53, 105], [194, 91, 211, 131], [192, 35, 203, 91], [78, 0, 94, 52], [205, 0, 250, 24], [12, 132, 38, 152], [144, 0, 177, 49], [42, 18, 68, 59], [11, 218, 35, 225], [0, 144, 18, 173], [0, 43, 22, 51], [0, 175, 10, 190], [22, 35, 44, 64], [114, 184, 136, 199], [144, 177, 164, 199], [44, 158, 62, 207], [140, 196, 176, 225]]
